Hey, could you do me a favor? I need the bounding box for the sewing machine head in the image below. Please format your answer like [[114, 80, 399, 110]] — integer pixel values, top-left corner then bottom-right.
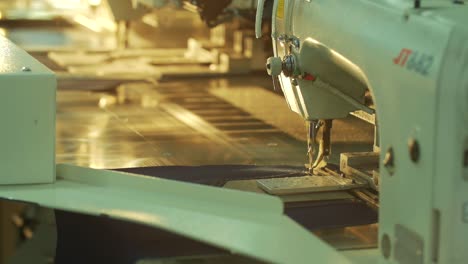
[[266, 37, 375, 173], [257, 0, 468, 262]]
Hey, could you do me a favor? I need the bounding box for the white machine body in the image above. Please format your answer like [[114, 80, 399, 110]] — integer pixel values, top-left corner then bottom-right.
[[260, 0, 468, 263], [0, 36, 56, 185]]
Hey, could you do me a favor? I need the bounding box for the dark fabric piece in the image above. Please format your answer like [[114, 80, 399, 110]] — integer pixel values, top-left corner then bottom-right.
[[115, 165, 307, 187], [55, 165, 377, 263], [55, 210, 225, 264], [285, 202, 378, 231], [115, 164, 377, 229]]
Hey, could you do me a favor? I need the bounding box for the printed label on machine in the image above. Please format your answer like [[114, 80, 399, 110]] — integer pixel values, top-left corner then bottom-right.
[[393, 48, 434, 76]]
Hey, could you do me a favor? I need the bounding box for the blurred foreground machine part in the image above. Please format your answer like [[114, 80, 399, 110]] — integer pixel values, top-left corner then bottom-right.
[[0, 35, 56, 185], [257, 0, 468, 263], [0, 34, 55, 263]]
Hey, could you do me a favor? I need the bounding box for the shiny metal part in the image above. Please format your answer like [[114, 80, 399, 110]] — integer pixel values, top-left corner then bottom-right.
[[340, 152, 380, 190], [350, 110, 376, 125], [290, 36, 301, 49], [351, 189, 379, 211], [224, 178, 355, 202], [277, 34, 300, 50], [256, 175, 367, 195], [307, 120, 333, 173]]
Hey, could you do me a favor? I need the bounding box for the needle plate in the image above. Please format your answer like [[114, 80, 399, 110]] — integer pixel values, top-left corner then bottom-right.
[[257, 175, 367, 195]]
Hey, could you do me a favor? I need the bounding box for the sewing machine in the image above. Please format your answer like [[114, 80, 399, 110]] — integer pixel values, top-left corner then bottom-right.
[[0, 0, 467, 263], [255, 0, 468, 263]]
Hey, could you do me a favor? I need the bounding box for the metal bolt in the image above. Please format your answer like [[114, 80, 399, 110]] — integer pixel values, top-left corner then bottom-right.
[[21, 67, 31, 72], [290, 37, 300, 49], [381, 233, 392, 259], [383, 147, 395, 175], [282, 54, 295, 77], [408, 138, 420, 163]]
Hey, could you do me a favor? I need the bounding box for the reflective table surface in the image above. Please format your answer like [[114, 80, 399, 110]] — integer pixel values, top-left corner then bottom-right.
[[55, 78, 312, 169]]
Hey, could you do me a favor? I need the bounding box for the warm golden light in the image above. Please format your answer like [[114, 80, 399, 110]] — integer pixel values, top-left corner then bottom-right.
[[88, 0, 102, 6], [73, 14, 102, 32]]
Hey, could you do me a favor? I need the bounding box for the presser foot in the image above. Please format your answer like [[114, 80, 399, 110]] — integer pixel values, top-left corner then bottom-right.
[[306, 119, 333, 174]]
